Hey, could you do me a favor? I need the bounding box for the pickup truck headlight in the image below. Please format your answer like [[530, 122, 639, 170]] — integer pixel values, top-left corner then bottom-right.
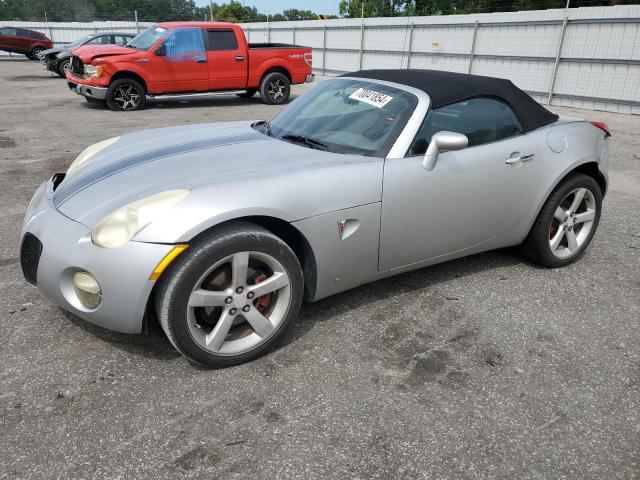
[[67, 137, 120, 176], [84, 64, 103, 78], [91, 189, 190, 249]]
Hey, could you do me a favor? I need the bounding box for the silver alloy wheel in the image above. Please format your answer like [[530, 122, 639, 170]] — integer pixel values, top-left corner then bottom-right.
[[549, 187, 597, 258], [62, 60, 71, 73], [114, 84, 142, 110], [33, 48, 45, 60], [267, 79, 286, 101], [186, 251, 291, 356]]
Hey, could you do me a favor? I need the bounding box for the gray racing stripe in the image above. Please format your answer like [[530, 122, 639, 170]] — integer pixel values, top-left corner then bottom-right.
[[53, 132, 265, 207]]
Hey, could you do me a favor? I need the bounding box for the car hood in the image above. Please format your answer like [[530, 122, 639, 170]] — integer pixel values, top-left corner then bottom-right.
[[52, 122, 383, 228], [72, 44, 133, 62], [42, 46, 64, 58]]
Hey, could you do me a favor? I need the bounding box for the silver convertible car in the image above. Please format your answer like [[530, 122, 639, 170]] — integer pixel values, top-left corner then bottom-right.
[[21, 69, 610, 366]]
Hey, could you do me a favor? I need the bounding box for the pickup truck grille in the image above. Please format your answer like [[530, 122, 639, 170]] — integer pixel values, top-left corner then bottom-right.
[[71, 56, 84, 76]]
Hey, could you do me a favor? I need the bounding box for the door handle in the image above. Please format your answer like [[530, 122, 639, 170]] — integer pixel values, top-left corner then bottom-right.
[[505, 153, 535, 164], [195, 56, 206, 63], [235, 55, 244, 62]]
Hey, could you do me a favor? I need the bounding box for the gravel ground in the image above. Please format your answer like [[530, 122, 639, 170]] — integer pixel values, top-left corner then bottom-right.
[[1, 61, 639, 480]]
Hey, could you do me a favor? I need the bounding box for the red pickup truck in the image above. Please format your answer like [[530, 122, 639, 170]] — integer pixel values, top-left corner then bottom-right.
[[66, 22, 314, 111]]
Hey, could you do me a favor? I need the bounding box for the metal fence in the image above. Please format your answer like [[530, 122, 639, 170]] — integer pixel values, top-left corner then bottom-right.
[[0, 18, 151, 54], [241, 5, 640, 114], [1, 6, 639, 114]]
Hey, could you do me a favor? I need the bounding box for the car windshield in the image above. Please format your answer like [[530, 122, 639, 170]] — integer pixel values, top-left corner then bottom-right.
[[65, 34, 93, 48], [126, 25, 166, 50], [263, 79, 418, 157]]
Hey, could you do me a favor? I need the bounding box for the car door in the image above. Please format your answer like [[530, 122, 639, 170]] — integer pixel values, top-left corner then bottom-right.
[[204, 28, 247, 90], [16, 29, 34, 53], [113, 34, 132, 46], [151, 27, 208, 93], [0, 27, 18, 51], [378, 97, 543, 271], [85, 34, 111, 46]]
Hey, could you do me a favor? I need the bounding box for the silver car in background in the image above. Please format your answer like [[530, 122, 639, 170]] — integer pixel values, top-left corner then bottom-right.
[[21, 69, 609, 367]]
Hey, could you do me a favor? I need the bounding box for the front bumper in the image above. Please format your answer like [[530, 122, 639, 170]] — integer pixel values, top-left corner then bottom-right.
[[67, 81, 108, 100], [20, 178, 175, 334], [305, 74, 315, 83]]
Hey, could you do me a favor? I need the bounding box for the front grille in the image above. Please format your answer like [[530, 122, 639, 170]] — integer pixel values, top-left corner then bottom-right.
[[71, 56, 84, 76], [20, 233, 43, 285]]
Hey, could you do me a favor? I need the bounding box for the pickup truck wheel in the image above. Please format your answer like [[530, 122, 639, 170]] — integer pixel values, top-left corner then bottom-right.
[[155, 222, 304, 367], [236, 89, 257, 98], [106, 78, 146, 111], [57, 59, 71, 78], [260, 72, 290, 105]]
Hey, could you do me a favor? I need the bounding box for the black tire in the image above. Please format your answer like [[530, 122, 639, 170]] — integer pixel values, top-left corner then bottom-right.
[[57, 58, 70, 78], [31, 47, 45, 61], [520, 173, 602, 268], [236, 89, 257, 98], [155, 222, 304, 367], [106, 78, 146, 111], [259, 72, 290, 105], [25, 54, 34, 60]]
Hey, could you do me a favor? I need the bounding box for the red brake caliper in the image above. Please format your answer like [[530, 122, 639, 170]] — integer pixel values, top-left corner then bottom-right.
[[252, 273, 272, 312]]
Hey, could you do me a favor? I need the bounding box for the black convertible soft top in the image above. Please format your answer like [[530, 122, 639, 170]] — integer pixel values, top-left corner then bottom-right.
[[342, 69, 559, 133]]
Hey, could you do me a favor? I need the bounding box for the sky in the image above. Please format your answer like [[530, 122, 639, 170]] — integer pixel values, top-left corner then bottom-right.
[[195, 0, 340, 16]]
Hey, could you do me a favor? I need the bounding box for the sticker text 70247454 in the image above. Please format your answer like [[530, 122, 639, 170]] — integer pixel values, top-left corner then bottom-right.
[[348, 88, 394, 108]]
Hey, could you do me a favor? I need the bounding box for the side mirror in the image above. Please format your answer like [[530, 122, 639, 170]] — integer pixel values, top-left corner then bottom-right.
[[155, 43, 166, 56], [422, 131, 468, 171]]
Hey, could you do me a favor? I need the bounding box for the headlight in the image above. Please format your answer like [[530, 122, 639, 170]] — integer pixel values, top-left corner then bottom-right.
[[91, 189, 190, 249], [84, 64, 103, 78], [67, 136, 120, 176]]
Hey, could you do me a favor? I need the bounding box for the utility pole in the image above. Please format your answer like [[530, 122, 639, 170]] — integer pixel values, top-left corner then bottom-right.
[[209, 0, 214, 21]]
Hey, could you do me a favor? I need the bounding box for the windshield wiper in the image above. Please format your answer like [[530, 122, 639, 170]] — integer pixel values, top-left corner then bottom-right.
[[281, 134, 328, 151]]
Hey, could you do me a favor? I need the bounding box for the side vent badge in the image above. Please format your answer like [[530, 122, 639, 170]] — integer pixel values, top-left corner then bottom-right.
[[337, 219, 360, 240]]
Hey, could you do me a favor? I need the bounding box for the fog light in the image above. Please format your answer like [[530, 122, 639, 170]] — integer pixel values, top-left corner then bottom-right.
[[73, 271, 101, 309]]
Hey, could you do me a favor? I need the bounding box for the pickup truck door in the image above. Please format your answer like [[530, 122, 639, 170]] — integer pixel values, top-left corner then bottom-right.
[[150, 27, 208, 94], [204, 28, 247, 90], [378, 97, 543, 271]]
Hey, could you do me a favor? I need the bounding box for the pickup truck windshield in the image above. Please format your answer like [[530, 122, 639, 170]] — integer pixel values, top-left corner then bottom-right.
[[126, 25, 166, 50], [265, 79, 417, 157]]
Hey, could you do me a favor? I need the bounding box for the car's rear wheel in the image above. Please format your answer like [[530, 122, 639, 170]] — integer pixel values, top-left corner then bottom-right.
[[521, 173, 602, 267], [155, 222, 304, 367], [31, 47, 45, 61], [57, 58, 71, 78], [259, 72, 290, 105], [236, 89, 257, 98], [106, 78, 146, 111]]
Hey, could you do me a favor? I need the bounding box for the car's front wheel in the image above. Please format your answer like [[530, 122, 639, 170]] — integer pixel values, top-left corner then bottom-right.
[[57, 58, 71, 78], [521, 173, 602, 267], [106, 78, 146, 111], [155, 222, 304, 367]]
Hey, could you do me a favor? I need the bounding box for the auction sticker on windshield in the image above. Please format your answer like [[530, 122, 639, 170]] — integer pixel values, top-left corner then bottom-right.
[[349, 88, 393, 108]]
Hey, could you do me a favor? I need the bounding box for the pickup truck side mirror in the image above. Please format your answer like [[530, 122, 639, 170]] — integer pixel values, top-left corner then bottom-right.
[[155, 43, 166, 56], [422, 131, 468, 171]]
